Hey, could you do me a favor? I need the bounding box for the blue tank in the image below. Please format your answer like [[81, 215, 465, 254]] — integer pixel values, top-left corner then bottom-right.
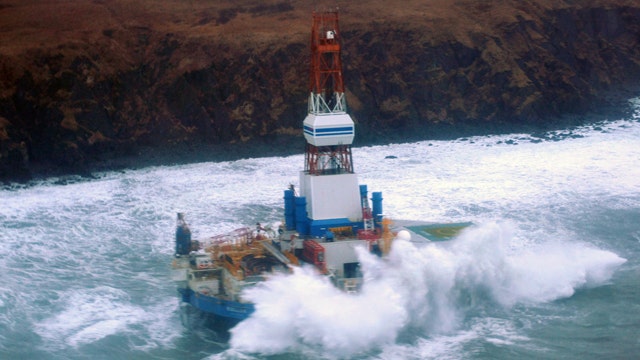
[[372, 192, 383, 227], [295, 196, 309, 235], [284, 189, 296, 230]]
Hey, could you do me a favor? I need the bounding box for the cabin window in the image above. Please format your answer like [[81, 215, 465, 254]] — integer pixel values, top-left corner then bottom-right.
[[344, 262, 359, 278]]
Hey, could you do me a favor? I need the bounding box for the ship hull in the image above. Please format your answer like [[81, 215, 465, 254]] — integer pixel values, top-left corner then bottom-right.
[[178, 288, 255, 321]]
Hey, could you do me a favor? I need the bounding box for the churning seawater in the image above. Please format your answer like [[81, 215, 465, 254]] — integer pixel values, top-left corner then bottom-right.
[[1, 103, 639, 359]]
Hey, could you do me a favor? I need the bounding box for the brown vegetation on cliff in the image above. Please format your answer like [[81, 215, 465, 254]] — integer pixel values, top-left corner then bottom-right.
[[1, 0, 639, 181]]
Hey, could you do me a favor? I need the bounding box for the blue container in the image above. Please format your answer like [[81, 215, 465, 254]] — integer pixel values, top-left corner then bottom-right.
[[325, 230, 335, 242]]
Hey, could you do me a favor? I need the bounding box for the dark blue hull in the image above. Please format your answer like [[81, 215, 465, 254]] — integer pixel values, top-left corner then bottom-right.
[[178, 288, 255, 321]]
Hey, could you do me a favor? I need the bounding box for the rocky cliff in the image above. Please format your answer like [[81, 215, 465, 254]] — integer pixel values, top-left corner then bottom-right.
[[1, 0, 640, 181]]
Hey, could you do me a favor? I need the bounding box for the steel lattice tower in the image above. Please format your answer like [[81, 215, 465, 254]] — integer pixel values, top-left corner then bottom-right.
[[303, 10, 354, 176]]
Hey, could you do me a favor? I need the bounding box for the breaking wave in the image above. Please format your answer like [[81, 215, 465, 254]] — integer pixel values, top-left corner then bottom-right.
[[225, 222, 626, 358]]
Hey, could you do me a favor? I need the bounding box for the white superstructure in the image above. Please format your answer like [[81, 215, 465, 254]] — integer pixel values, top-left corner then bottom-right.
[[303, 113, 355, 146], [299, 172, 361, 221]]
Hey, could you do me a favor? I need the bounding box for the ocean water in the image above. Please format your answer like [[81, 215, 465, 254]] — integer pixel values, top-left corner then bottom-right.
[[1, 102, 639, 359]]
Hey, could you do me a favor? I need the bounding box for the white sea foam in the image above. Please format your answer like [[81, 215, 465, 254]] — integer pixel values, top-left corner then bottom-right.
[[35, 286, 180, 350], [1, 114, 638, 359], [227, 222, 626, 358], [377, 317, 534, 360], [377, 330, 477, 360]]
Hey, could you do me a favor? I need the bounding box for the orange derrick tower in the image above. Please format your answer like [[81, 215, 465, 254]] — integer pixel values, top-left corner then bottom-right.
[[298, 10, 364, 236], [303, 10, 354, 176]]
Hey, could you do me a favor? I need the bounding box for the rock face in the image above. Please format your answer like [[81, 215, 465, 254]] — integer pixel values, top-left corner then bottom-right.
[[1, 0, 639, 181]]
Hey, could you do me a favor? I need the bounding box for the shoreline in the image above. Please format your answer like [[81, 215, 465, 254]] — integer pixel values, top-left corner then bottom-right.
[[2, 1, 639, 187], [3, 97, 636, 187]]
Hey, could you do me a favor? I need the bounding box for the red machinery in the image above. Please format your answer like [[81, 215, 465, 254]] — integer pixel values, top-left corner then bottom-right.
[[303, 239, 327, 274]]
